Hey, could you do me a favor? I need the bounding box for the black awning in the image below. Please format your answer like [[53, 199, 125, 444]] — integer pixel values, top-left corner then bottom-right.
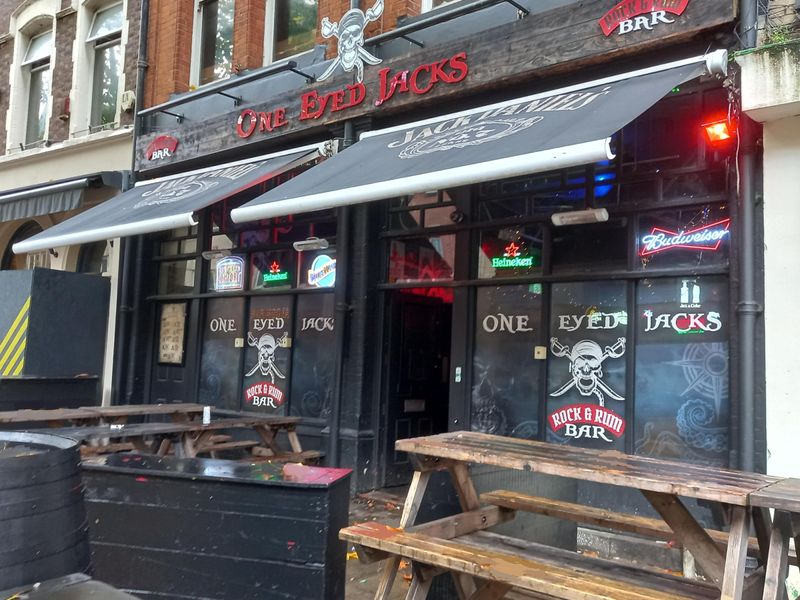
[[231, 51, 727, 223], [0, 173, 123, 223], [14, 146, 324, 254]]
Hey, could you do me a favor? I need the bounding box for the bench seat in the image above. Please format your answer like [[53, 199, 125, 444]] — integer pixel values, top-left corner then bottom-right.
[[341, 521, 719, 600]]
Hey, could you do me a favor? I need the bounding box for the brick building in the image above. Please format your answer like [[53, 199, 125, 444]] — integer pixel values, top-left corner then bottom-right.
[[0, 0, 140, 403]]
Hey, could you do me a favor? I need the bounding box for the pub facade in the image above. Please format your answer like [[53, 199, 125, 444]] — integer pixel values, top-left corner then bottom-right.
[[16, 0, 764, 495]]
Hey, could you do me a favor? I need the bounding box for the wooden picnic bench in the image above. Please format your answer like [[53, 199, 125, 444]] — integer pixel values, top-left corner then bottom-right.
[[0, 402, 205, 427], [341, 431, 787, 600], [46, 414, 322, 462]]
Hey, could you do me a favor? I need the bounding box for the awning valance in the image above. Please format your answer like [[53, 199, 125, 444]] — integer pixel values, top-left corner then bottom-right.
[[231, 51, 727, 224], [14, 145, 325, 254], [0, 173, 123, 224]]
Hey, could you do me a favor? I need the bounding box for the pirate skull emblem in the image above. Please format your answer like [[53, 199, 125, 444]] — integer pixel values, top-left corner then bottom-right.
[[246, 331, 288, 382], [318, 0, 384, 83], [550, 337, 626, 406]]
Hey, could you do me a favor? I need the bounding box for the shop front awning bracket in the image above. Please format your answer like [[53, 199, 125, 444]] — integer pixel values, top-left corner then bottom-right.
[[216, 91, 242, 105], [401, 34, 425, 48], [159, 109, 184, 123], [288, 67, 316, 83]]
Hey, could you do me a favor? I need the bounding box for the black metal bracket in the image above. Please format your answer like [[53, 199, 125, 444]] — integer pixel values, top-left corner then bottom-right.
[[504, 0, 529, 16], [401, 34, 424, 47], [160, 110, 184, 123], [216, 91, 242, 105], [289, 67, 316, 83]]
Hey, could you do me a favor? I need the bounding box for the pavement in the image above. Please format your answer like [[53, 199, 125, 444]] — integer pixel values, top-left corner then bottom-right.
[[345, 488, 411, 599]]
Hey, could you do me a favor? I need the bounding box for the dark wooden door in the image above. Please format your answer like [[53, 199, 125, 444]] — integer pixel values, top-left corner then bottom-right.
[[384, 289, 452, 486], [149, 301, 198, 405]]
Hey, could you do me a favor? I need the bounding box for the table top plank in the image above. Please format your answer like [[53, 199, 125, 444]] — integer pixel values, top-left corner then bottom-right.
[[395, 432, 780, 505], [0, 403, 206, 423], [750, 478, 800, 512], [46, 415, 301, 443]]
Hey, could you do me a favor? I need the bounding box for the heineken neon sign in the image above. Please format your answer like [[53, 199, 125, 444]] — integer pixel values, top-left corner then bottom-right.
[[263, 261, 289, 283], [492, 242, 535, 268]]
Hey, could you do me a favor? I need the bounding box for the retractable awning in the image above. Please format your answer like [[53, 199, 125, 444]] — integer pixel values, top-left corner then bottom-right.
[[14, 144, 326, 254], [231, 51, 728, 224], [0, 172, 123, 223]]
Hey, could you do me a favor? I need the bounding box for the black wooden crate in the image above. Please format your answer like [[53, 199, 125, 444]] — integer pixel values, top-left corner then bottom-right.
[[81, 455, 351, 600]]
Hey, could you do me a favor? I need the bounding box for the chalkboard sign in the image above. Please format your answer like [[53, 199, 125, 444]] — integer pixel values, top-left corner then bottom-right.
[[158, 303, 186, 365]]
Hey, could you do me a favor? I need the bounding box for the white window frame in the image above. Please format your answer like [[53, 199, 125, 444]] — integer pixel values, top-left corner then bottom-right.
[[20, 30, 53, 149], [87, 2, 124, 131], [263, 0, 319, 66], [421, 0, 460, 13], [190, 0, 236, 87]]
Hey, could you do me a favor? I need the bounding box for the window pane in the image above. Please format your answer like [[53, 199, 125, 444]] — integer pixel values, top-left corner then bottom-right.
[[91, 42, 120, 127], [243, 296, 293, 413], [207, 254, 246, 292], [26, 67, 50, 145], [199, 298, 245, 410], [273, 0, 318, 61], [387, 236, 455, 283], [477, 226, 543, 279], [638, 204, 730, 271], [199, 0, 234, 84], [472, 285, 544, 439], [23, 32, 51, 65], [88, 4, 123, 40], [634, 277, 730, 467], [250, 250, 294, 290], [290, 294, 335, 419], [547, 281, 629, 451], [551, 219, 628, 274], [299, 248, 337, 289], [158, 259, 196, 294]]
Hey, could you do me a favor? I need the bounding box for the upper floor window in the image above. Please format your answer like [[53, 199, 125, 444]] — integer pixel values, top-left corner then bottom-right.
[[22, 31, 52, 147], [197, 0, 234, 85], [267, 0, 318, 63], [87, 3, 123, 130]]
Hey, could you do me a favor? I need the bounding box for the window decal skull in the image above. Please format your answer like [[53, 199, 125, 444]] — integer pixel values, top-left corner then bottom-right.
[[246, 331, 288, 383], [549, 337, 626, 406], [318, 0, 384, 83]]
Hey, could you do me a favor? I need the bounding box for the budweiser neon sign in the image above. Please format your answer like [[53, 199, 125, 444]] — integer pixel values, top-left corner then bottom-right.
[[640, 218, 730, 256], [599, 0, 690, 36]]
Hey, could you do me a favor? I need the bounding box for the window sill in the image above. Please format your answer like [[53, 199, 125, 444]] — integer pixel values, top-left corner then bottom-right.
[[1, 126, 132, 164]]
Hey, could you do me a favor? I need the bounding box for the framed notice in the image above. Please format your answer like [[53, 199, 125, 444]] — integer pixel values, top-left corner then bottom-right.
[[158, 302, 187, 365]]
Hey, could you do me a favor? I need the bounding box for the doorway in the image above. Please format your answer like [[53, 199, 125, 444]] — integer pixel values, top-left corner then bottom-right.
[[383, 287, 452, 486]]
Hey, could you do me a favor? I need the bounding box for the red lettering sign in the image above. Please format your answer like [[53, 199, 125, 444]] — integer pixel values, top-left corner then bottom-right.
[[599, 0, 690, 36], [548, 403, 626, 438]]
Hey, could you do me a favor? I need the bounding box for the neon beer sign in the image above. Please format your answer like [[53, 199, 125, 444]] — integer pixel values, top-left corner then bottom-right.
[[640, 218, 730, 256], [491, 242, 536, 269]]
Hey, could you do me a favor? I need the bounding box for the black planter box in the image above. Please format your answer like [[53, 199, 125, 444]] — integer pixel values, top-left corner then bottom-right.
[[81, 455, 351, 600]]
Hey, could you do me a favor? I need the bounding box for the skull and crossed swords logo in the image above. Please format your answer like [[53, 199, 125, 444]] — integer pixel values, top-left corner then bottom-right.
[[318, 0, 384, 83], [246, 332, 288, 382], [550, 337, 626, 406]]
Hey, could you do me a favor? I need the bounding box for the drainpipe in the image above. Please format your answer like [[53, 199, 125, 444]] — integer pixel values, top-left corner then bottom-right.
[[113, 0, 150, 405], [327, 124, 353, 466], [326, 0, 360, 467], [737, 0, 760, 471]]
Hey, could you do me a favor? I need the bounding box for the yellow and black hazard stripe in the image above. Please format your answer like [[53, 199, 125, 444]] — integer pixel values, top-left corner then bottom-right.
[[0, 297, 30, 376]]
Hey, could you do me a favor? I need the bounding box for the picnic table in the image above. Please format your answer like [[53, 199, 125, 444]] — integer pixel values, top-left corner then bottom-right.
[[341, 431, 799, 600], [0, 403, 321, 462]]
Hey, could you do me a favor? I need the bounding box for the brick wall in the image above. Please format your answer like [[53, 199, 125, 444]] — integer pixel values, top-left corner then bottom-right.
[[144, 0, 193, 107], [233, 0, 265, 72], [48, 11, 75, 143]]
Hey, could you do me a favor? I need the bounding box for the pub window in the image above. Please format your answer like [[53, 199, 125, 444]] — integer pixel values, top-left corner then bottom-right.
[[77, 241, 111, 275], [290, 293, 335, 419], [387, 235, 456, 283], [387, 192, 458, 231], [87, 3, 123, 130], [155, 226, 199, 294], [637, 204, 730, 272], [472, 284, 544, 439], [477, 225, 544, 280], [22, 31, 53, 147], [195, 0, 235, 86], [265, 0, 318, 63], [633, 276, 730, 466], [550, 218, 628, 274]]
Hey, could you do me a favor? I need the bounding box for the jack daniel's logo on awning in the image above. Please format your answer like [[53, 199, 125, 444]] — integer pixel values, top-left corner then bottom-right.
[[599, 0, 690, 36]]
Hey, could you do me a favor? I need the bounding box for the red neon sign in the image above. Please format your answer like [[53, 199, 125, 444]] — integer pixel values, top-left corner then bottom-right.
[[503, 242, 520, 258], [640, 218, 730, 256]]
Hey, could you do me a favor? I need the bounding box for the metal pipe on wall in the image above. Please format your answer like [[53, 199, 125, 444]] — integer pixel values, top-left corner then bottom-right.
[[737, 0, 760, 471]]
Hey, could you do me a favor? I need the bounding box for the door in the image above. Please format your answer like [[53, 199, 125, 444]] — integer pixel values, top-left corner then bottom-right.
[[150, 301, 197, 404], [384, 288, 452, 486]]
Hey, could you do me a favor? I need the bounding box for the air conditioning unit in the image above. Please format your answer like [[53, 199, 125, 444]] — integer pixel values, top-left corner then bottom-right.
[[120, 90, 136, 112]]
